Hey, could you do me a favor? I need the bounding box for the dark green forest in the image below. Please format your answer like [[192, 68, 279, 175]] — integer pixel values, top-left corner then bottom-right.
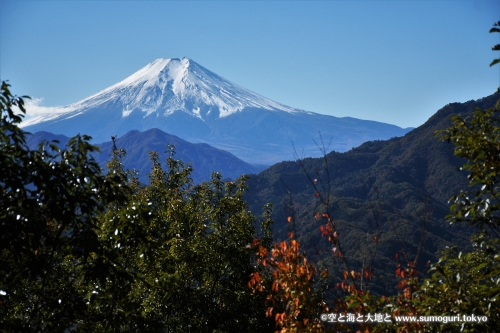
[[244, 92, 500, 296]]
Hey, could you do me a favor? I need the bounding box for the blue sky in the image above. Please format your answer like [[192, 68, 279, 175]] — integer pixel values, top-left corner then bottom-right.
[[1, 0, 499, 128]]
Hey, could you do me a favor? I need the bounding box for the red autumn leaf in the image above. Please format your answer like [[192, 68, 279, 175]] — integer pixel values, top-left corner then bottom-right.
[[401, 270, 405, 278], [314, 212, 321, 220], [288, 232, 294, 239], [394, 253, 399, 260], [337, 251, 342, 258], [395, 268, 401, 276], [287, 216, 292, 223], [398, 279, 406, 289], [252, 238, 259, 247], [373, 235, 378, 243], [315, 191, 320, 197], [343, 271, 348, 280], [322, 213, 329, 219]]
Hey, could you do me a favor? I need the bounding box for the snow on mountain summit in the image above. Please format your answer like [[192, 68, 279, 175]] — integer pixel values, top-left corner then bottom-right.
[[22, 57, 301, 128], [122, 57, 300, 117]]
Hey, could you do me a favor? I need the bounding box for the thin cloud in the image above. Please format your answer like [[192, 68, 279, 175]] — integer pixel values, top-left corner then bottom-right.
[[13, 98, 68, 120]]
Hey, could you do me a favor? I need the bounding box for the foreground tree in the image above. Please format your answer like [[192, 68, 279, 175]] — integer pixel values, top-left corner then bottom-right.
[[0, 80, 273, 332], [408, 22, 500, 332], [0, 81, 132, 331], [85, 147, 274, 332]]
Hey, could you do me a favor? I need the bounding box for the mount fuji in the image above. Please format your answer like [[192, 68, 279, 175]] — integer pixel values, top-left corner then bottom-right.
[[22, 57, 412, 164]]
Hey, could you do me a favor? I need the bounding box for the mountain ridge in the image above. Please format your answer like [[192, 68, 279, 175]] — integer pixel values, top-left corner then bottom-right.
[[26, 128, 266, 184]]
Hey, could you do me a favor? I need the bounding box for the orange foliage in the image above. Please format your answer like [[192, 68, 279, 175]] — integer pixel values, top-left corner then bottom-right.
[[249, 233, 325, 332]]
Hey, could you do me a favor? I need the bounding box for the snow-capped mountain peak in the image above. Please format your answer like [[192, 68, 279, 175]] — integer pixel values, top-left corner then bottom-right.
[[21, 58, 412, 164], [22, 57, 300, 128]]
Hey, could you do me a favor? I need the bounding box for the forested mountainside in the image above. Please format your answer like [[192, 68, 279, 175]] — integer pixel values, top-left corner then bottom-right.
[[244, 92, 500, 295]]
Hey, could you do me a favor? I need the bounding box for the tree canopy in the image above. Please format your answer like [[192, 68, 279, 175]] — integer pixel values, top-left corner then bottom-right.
[[0, 81, 273, 332]]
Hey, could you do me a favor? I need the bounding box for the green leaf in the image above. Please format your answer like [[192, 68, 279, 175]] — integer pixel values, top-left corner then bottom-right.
[[490, 58, 500, 67]]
